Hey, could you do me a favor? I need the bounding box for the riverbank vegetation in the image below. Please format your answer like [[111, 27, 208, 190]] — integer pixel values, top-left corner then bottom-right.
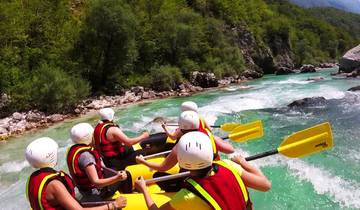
[[0, 0, 359, 115]]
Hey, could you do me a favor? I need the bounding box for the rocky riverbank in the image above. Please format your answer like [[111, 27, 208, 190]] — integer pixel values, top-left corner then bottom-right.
[[0, 63, 343, 141], [0, 72, 250, 141], [275, 63, 338, 75]]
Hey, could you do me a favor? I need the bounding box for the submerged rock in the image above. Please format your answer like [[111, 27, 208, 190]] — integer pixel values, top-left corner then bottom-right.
[[300, 64, 316, 73], [317, 63, 338, 69], [288, 97, 327, 108], [346, 68, 360, 78], [275, 66, 295, 75], [307, 77, 324, 81], [348, 86, 360, 91]]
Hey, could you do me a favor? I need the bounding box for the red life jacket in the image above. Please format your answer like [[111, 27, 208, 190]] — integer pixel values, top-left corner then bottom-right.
[[198, 118, 219, 160], [93, 121, 131, 159], [26, 168, 75, 210], [66, 144, 103, 191], [185, 161, 252, 210]]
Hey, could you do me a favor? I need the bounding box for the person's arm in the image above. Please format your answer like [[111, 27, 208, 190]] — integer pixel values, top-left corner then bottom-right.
[[231, 155, 271, 192], [214, 136, 234, 154], [107, 127, 149, 146], [84, 164, 127, 188], [46, 179, 127, 210], [135, 176, 174, 210], [162, 125, 181, 140], [136, 148, 178, 172]]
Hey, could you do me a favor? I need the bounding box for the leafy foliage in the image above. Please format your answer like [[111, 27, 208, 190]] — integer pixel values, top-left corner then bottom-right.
[[8, 64, 89, 113], [149, 65, 183, 91]]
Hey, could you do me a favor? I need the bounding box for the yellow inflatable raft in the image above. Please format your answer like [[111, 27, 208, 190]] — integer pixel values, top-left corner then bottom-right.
[[111, 185, 176, 210], [104, 157, 189, 210], [125, 157, 180, 189]]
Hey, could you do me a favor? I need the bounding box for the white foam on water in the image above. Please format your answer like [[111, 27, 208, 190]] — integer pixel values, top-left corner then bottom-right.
[[277, 79, 313, 85], [189, 81, 348, 129], [0, 160, 29, 173], [199, 92, 273, 125], [233, 147, 360, 209], [131, 115, 179, 133], [224, 87, 238, 91], [130, 115, 155, 131], [297, 85, 345, 100], [287, 159, 360, 209], [349, 151, 360, 162], [229, 148, 283, 169]]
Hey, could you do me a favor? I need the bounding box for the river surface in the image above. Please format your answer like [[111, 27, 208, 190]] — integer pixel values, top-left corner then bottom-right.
[[0, 68, 359, 209]]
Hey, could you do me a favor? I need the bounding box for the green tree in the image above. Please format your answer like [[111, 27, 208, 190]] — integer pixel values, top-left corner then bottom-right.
[[149, 65, 183, 91], [74, 0, 138, 94], [9, 64, 89, 113]]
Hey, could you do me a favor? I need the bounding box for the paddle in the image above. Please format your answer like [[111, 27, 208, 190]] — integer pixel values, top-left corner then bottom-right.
[[145, 122, 333, 180], [142, 120, 264, 159], [151, 116, 246, 132], [245, 122, 333, 161], [166, 122, 243, 132]]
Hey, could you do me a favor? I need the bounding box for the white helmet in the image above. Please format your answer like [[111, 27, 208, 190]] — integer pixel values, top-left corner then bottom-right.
[[25, 137, 58, 168], [70, 123, 94, 145], [179, 111, 199, 130], [181, 101, 198, 112], [177, 131, 213, 170], [99, 108, 115, 121]]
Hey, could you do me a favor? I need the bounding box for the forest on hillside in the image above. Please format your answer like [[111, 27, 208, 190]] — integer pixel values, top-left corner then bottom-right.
[[0, 0, 359, 115], [307, 7, 360, 40]]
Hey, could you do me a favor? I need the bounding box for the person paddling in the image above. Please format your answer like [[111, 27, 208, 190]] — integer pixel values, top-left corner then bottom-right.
[[162, 101, 234, 155], [135, 131, 271, 210], [67, 123, 131, 202], [26, 137, 127, 210], [136, 111, 234, 172], [94, 108, 149, 170], [162, 101, 213, 136]]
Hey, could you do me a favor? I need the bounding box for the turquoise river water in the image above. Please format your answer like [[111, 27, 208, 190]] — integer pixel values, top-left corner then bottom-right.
[[0, 68, 359, 209]]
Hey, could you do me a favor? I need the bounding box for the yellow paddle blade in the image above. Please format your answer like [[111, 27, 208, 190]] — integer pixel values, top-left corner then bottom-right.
[[132, 143, 142, 151], [220, 123, 243, 132], [228, 120, 263, 142], [165, 136, 177, 144], [278, 122, 333, 158]]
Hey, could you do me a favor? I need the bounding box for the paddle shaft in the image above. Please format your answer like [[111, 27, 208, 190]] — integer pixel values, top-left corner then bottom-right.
[[144, 150, 172, 159], [166, 124, 220, 128], [245, 149, 279, 161], [82, 201, 112, 207], [145, 171, 191, 184]]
